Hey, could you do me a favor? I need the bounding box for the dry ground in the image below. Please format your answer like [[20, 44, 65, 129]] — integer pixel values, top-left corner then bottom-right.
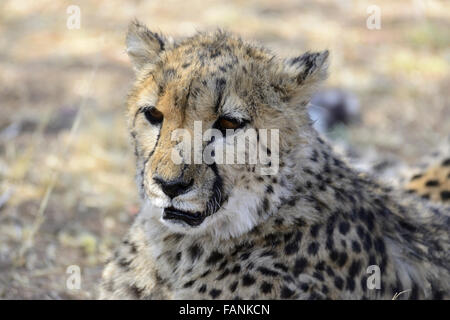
[[0, 0, 448, 299]]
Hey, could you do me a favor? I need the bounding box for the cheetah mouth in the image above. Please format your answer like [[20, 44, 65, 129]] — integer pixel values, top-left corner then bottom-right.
[[163, 207, 205, 227], [161, 165, 225, 227]]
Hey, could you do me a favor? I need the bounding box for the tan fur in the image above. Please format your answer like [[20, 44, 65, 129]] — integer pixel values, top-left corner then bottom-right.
[[405, 155, 450, 204]]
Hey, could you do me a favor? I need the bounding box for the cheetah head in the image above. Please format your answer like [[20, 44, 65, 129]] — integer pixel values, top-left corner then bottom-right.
[[126, 20, 328, 239]]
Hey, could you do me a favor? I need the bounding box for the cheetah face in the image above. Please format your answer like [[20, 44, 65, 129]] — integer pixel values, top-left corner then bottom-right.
[[126, 20, 328, 238]]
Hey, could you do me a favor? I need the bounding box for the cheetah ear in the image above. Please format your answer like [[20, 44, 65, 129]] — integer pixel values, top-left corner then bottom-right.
[[285, 50, 329, 85], [277, 50, 329, 102], [126, 20, 170, 71]]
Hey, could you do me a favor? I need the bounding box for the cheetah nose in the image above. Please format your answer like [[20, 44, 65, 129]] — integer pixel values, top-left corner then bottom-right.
[[153, 175, 193, 199]]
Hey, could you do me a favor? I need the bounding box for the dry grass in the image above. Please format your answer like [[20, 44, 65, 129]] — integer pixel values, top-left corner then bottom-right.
[[0, 0, 449, 299]]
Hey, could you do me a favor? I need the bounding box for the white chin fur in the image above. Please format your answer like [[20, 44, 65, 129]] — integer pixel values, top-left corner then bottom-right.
[[141, 187, 263, 240]]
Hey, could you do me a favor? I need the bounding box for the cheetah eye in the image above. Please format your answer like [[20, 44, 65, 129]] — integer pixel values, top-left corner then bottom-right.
[[214, 116, 248, 135], [143, 107, 163, 125], [218, 117, 241, 130], [216, 116, 246, 131]]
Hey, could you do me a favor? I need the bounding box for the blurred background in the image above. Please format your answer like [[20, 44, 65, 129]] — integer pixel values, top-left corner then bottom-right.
[[0, 0, 448, 299]]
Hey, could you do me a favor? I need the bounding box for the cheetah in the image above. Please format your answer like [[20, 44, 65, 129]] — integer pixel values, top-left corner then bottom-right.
[[338, 140, 450, 205], [403, 145, 450, 203], [100, 20, 450, 300]]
